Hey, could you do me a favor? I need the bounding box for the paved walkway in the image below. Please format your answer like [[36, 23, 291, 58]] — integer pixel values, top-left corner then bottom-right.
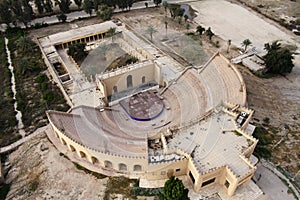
[[255, 159, 300, 200]]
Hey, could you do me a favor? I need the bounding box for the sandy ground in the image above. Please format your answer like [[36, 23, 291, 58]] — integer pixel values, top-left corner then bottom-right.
[[254, 165, 296, 200], [190, 0, 300, 87], [190, 0, 300, 50], [5, 133, 108, 200]]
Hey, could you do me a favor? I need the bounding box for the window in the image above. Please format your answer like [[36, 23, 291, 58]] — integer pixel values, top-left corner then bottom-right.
[[142, 76, 146, 84], [176, 168, 180, 172], [69, 145, 75, 152], [119, 163, 127, 171], [225, 180, 230, 188], [189, 171, 195, 183], [113, 86, 118, 93], [79, 151, 86, 158], [61, 138, 66, 145], [104, 160, 112, 168], [91, 156, 99, 164], [127, 75, 133, 88], [133, 165, 142, 171], [161, 171, 166, 175], [201, 178, 216, 187]]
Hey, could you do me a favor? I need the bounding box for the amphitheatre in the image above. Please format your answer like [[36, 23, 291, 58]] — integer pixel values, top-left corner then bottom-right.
[[38, 19, 260, 197]]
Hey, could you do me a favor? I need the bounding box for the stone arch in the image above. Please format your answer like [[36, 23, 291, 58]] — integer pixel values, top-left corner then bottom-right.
[[119, 163, 127, 171], [104, 160, 113, 168], [127, 75, 133, 88], [79, 151, 86, 158], [54, 131, 59, 138], [91, 156, 99, 164], [133, 164, 142, 171], [142, 76, 146, 84], [61, 137, 66, 145], [113, 86, 118, 93], [69, 144, 76, 152]]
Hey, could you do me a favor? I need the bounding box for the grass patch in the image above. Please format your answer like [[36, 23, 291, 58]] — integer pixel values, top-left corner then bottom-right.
[[28, 180, 39, 192], [132, 186, 163, 197], [104, 176, 137, 200], [252, 125, 272, 158]]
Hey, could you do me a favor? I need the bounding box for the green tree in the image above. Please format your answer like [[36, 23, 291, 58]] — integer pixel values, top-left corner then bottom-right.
[[241, 39, 252, 52], [97, 4, 113, 21], [227, 39, 231, 53], [163, 176, 190, 200], [169, 5, 183, 19], [264, 40, 281, 52], [83, 0, 93, 16], [93, 0, 101, 10], [107, 27, 116, 42], [263, 41, 294, 74], [34, 0, 44, 14], [153, 0, 162, 7], [106, 27, 116, 37], [16, 36, 35, 52], [196, 25, 205, 35], [55, 0, 72, 13], [67, 43, 87, 62], [177, 16, 182, 24], [146, 25, 157, 41], [74, 0, 82, 9], [162, 0, 168, 12], [164, 17, 168, 36], [0, 0, 13, 25], [206, 27, 214, 41], [57, 13, 67, 22], [185, 22, 190, 32], [43, 0, 53, 13], [184, 14, 188, 23]]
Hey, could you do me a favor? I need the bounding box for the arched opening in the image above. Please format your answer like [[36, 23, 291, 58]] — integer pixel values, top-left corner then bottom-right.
[[104, 160, 113, 168], [61, 138, 66, 145], [69, 145, 75, 152], [127, 75, 133, 88], [113, 86, 118, 93], [91, 156, 99, 164], [79, 151, 86, 158], [133, 165, 142, 171], [142, 76, 146, 84], [119, 163, 127, 171]]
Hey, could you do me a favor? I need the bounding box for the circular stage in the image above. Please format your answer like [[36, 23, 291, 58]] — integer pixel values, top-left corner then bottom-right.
[[119, 90, 164, 121]]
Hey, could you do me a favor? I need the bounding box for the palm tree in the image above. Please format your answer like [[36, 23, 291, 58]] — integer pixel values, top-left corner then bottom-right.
[[162, 0, 168, 13], [16, 36, 35, 52], [185, 22, 190, 32], [107, 27, 116, 42], [241, 39, 252, 52], [146, 25, 158, 41], [264, 40, 281, 52], [164, 17, 168, 36], [206, 27, 214, 41], [227, 39, 231, 53], [196, 25, 205, 35]]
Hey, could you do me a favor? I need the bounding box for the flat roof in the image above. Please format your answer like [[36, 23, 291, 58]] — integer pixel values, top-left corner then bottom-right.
[[39, 21, 118, 47], [168, 108, 256, 177]]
